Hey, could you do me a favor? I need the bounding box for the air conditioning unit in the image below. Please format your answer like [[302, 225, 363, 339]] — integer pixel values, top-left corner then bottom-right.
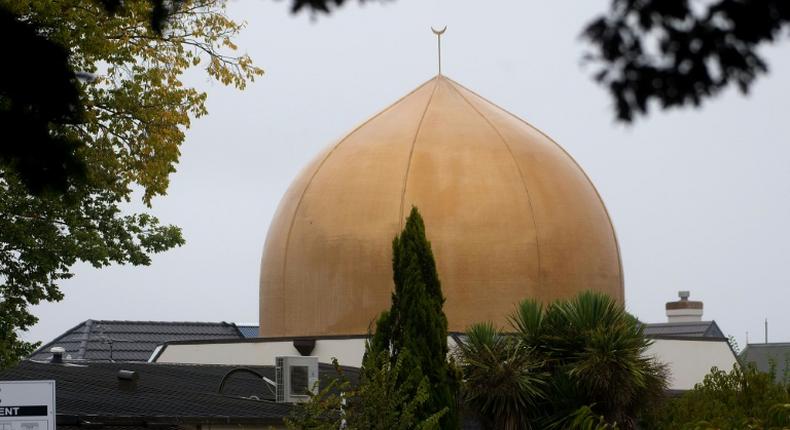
[[275, 356, 319, 403]]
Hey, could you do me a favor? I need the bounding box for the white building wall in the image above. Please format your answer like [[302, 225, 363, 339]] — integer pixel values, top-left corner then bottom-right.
[[155, 336, 736, 392], [155, 338, 369, 367], [154, 336, 465, 367], [646, 338, 737, 390], [309, 338, 368, 367]]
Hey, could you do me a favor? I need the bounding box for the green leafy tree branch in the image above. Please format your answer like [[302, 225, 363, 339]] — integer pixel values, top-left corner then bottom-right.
[[0, 0, 262, 369]]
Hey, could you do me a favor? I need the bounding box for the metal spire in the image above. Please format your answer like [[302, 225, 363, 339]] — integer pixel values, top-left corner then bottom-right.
[[431, 26, 447, 75]]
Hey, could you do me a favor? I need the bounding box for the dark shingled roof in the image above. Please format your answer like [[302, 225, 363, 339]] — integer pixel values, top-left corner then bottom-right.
[[58, 427, 178, 430], [643, 321, 726, 339], [237, 324, 260, 338], [0, 360, 356, 428], [29, 320, 244, 362], [740, 343, 790, 384]]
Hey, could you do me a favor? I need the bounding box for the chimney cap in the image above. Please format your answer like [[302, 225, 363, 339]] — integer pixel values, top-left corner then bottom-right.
[[666, 290, 703, 322]]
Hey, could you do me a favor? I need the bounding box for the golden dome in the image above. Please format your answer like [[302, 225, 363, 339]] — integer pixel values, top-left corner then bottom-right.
[[259, 76, 623, 337]]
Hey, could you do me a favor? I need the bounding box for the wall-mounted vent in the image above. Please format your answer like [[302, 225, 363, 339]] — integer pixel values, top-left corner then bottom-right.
[[275, 356, 318, 403]]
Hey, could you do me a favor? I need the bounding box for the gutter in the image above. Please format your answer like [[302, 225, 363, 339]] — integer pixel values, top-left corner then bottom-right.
[[57, 414, 288, 427]]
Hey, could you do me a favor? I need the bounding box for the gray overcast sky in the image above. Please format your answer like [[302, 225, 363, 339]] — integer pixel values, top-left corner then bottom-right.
[[26, 0, 790, 349]]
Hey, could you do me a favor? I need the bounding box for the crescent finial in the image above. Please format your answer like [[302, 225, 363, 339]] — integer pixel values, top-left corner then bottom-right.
[[431, 26, 447, 75], [431, 26, 447, 35]]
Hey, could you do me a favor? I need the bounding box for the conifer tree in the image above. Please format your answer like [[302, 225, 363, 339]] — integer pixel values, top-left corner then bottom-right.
[[371, 207, 459, 429]]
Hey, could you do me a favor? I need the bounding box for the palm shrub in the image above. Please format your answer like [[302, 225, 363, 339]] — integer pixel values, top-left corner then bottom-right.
[[456, 290, 666, 429], [557, 406, 620, 430], [524, 291, 667, 427], [454, 322, 547, 429]]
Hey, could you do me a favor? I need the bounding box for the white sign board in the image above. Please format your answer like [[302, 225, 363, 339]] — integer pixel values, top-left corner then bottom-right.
[[0, 381, 56, 430]]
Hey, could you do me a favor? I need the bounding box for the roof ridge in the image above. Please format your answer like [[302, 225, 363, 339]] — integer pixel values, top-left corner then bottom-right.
[[20, 359, 355, 370], [645, 321, 715, 326], [85, 320, 238, 326], [745, 342, 790, 347]]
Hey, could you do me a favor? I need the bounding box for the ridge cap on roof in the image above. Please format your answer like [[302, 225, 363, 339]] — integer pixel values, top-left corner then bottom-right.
[[646, 334, 728, 342], [19, 359, 360, 372], [744, 342, 790, 348], [19, 359, 275, 370], [88, 320, 237, 326], [644, 320, 715, 326]]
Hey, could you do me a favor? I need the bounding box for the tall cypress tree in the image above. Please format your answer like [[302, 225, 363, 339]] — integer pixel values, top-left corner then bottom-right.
[[370, 206, 459, 429]]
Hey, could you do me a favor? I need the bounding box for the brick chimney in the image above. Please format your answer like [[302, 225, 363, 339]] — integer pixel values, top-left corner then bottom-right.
[[666, 291, 703, 322]]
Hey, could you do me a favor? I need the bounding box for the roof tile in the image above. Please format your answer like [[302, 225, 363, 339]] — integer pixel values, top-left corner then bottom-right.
[[643, 321, 725, 339], [30, 320, 243, 362], [0, 360, 356, 425]]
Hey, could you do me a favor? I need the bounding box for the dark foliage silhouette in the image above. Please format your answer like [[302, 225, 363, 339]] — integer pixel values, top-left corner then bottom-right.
[[0, 0, 183, 195], [0, 7, 85, 195], [582, 0, 790, 122], [0, 0, 259, 369]]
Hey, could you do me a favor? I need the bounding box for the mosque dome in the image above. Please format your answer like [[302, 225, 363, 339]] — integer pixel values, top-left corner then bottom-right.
[[259, 75, 623, 337]]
